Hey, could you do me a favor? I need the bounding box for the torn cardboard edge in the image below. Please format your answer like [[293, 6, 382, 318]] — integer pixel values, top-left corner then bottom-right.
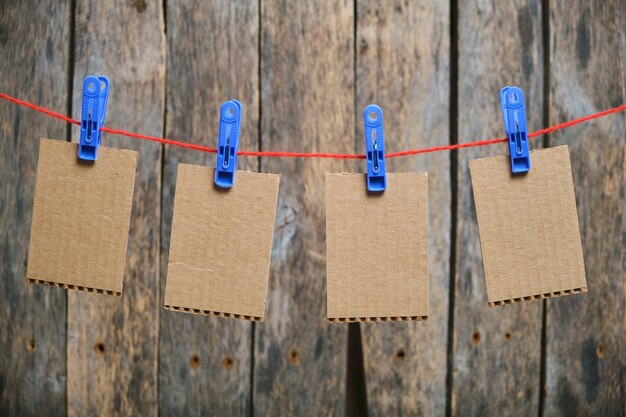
[[489, 287, 587, 307], [164, 305, 263, 322], [27, 278, 121, 296], [328, 315, 428, 324]]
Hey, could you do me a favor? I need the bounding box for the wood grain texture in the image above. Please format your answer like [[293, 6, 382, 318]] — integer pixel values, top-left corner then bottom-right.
[[159, 2, 258, 415], [622, 0, 626, 85], [67, 1, 165, 415], [544, 1, 625, 415], [356, 1, 451, 415], [452, 1, 544, 415], [254, 1, 355, 416], [0, 1, 70, 416]]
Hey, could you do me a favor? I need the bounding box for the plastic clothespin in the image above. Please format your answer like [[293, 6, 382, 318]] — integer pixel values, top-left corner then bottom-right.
[[78, 75, 110, 161], [214, 99, 242, 188], [500, 86, 530, 174], [364, 104, 386, 192]]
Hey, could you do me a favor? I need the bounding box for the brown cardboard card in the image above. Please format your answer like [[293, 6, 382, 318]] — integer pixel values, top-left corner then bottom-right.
[[164, 164, 279, 322], [470, 145, 587, 306], [27, 138, 137, 295], [326, 172, 429, 322]]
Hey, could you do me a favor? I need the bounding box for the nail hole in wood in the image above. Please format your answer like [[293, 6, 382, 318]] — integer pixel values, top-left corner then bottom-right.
[[26, 339, 36, 352], [505, 332, 512, 340], [222, 356, 234, 370], [394, 348, 406, 363], [596, 344, 605, 358], [472, 331, 481, 345], [131, 0, 147, 13], [288, 349, 300, 365], [94, 341, 105, 356], [189, 354, 201, 369]]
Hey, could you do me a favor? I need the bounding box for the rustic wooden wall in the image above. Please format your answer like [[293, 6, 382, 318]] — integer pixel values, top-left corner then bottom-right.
[[0, 1, 623, 416]]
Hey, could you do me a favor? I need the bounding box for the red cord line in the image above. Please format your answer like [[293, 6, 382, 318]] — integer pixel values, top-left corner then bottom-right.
[[1, 92, 624, 159]]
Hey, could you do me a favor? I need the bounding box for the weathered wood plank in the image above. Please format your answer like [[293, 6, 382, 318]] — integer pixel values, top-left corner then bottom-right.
[[544, 1, 625, 415], [622, 0, 626, 83], [67, 1, 165, 415], [254, 1, 355, 415], [452, 1, 545, 415], [0, 2, 70, 416], [356, 1, 451, 416], [159, 1, 258, 416]]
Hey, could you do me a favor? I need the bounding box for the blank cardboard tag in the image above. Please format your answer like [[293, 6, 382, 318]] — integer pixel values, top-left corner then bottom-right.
[[27, 138, 137, 295], [470, 145, 587, 306], [326, 172, 429, 322], [164, 164, 279, 322]]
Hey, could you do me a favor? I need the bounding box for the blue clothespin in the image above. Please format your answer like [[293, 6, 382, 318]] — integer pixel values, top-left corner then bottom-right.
[[500, 86, 530, 174], [214, 100, 242, 188], [78, 75, 110, 161], [364, 104, 386, 192]]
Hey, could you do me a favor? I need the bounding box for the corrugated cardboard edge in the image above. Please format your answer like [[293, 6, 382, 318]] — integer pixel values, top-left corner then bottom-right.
[[164, 304, 263, 322], [489, 287, 587, 307], [328, 315, 428, 323], [26, 278, 121, 296]]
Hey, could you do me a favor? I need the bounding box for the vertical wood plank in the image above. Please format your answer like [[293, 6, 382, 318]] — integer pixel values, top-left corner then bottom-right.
[[0, 2, 70, 416], [254, 1, 355, 415], [453, 1, 545, 415], [622, 0, 626, 83], [356, 1, 451, 416], [159, 1, 258, 416], [545, 1, 625, 415], [67, 1, 165, 415]]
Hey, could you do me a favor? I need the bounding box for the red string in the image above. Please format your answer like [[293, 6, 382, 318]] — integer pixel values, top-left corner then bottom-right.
[[0, 92, 80, 126], [1, 92, 624, 159]]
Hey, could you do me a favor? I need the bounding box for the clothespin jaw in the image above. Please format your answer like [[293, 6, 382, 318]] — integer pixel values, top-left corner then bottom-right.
[[364, 104, 386, 192], [500, 86, 530, 174], [78, 75, 110, 161], [214, 99, 242, 188]]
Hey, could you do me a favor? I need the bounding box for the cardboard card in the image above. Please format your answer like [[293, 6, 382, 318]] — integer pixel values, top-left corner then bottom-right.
[[27, 138, 137, 295], [326, 172, 429, 322], [164, 164, 279, 322], [470, 145, 587, 306]]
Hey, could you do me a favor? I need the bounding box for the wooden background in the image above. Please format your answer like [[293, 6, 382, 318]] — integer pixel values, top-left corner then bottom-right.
[[0, 0, 624, 416]]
